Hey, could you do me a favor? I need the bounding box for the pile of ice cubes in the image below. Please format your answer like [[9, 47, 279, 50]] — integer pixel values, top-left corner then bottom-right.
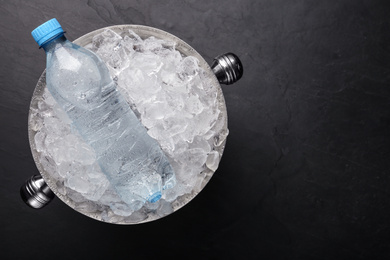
[[30, 29, 228, 222]]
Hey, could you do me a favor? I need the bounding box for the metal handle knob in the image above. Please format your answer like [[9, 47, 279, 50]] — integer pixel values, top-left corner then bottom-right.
[[211, 53, 243, 85], [20, 175, 54, 209]]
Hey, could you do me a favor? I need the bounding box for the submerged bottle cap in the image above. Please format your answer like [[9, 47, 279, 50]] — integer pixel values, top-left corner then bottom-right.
[[31, 18, 64, 47]]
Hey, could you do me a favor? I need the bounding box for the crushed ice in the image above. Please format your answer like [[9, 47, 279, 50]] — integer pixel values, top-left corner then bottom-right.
[[30, 29, 228, 221]]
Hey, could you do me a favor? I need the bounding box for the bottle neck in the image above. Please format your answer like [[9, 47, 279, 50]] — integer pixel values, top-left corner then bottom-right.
[[42, 34, 67, 52]]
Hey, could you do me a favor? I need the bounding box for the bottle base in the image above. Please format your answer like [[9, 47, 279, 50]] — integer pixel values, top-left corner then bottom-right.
[[148, 191, 162, 203]]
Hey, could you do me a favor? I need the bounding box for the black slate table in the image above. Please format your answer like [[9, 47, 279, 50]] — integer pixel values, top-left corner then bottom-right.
[[1, 0, 389, 259]]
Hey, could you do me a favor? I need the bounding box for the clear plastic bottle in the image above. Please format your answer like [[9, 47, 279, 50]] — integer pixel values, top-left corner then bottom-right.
[[32, 19, 176, 207]]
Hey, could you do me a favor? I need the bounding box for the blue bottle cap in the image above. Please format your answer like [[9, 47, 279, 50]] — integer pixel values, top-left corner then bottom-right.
[[31, 18, 64, 47]]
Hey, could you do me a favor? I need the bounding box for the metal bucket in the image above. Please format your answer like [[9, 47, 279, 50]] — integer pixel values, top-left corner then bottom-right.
[[22, 25, 242, 224]]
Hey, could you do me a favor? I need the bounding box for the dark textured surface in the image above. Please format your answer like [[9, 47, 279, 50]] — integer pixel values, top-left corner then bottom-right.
[[1, 0, 390, 259]]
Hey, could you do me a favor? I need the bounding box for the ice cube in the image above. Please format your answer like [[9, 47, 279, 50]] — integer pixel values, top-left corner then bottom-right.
[[191, 135, 211, 154], [91, 29, 122, 51], [214, 129, 229, 147], [66, 174, 90, 194], [131, 52, 164, 75], [206, 151, 220, 172], [57, 162, 71, 178], [143, 36, 166, 52], [110, 201, 139, 216], [29, 112, 43, 132], [181, 148, 208, 170], [34, 131, 46, 152], [66, 186, 87, 203], [98, 188, 122, 205], [184, 93, 204, 115], [163, 115, 188, 136], [75, 201, 98, 213], [125, 210, 148, 223], [177, 56, 199, 83], [92, 29, 130, 73]]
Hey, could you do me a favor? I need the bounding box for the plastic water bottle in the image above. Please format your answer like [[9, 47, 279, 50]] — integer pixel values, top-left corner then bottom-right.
[[32, 18, 176, 207]]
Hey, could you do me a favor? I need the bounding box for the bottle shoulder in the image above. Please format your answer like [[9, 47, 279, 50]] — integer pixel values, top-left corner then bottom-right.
[[45, 40, 113, 108], [46, 41, 110, 81]]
